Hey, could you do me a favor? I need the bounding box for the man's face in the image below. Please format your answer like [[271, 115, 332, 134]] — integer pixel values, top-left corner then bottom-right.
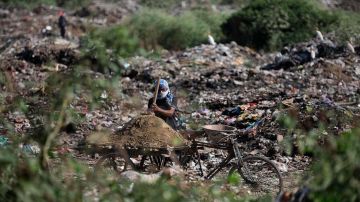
[[153, 86, 167, 93], [159, 86, 168, 93], [158, 86, 169, 99]]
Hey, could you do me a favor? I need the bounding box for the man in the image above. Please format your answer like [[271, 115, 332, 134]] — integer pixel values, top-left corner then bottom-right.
[[58, 10, 67, 38], [148, 79, 179, 130]]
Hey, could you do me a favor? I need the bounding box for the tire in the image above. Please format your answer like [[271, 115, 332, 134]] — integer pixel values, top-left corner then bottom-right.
[[95, 153, 128, 174], [229, 156, 283, 195]]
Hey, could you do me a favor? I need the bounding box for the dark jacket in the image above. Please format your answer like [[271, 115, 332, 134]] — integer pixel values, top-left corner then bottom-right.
[[148, 97, 179, 130]]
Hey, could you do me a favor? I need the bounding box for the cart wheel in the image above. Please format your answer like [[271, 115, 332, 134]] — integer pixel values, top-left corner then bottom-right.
[[229, 156, 283, 196], [95, 153, 129, 174]]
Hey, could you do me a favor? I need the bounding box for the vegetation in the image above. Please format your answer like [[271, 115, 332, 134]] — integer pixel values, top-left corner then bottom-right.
[[221, 0, 339, 51], [303, 129, 360, 202], [277, 109, 360, 202], [0, 135, 264, 202], [0, 0, 90, 9], [80, 25, 141, 74], [126, 9, 228, 50], [332, 10, 360, 44]]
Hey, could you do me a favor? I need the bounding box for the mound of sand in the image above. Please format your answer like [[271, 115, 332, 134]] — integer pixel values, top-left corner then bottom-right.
[[88, 115, 189, 148]]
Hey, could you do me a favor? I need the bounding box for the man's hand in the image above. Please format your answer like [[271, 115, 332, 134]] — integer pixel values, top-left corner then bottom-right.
[[151, 104, 175, 117], [152, 104, 161, 112]]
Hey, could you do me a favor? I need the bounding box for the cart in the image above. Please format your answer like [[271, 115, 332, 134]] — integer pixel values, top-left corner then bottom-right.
[[95, 124, 283, 195]]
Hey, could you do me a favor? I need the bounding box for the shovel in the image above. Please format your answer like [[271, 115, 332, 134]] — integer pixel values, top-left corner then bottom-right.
[[153, 77, 161, 105]]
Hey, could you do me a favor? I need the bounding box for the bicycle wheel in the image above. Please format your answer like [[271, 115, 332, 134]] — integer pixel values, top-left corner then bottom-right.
[[142, 154, 170, 173], [229, 156, 283, 195], [95, 153, 129, 174]]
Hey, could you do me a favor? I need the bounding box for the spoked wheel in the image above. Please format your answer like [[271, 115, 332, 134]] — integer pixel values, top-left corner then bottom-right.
[[95, 153, 131, 174], [229, 156, 283, 196], [140, 154, 171, 173]]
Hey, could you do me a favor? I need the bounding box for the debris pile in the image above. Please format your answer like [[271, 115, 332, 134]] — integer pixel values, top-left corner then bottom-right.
[[88, 115, 188, 148]]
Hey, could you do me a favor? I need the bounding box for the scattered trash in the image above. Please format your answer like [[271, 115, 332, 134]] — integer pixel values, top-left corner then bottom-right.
[[0, 136, 8, 147], [222, 106, 242, 117], [21, 144, 41, 155], [41, 25, 53, 36]]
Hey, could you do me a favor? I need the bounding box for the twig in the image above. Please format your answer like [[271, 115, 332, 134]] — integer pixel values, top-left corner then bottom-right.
[[41, 97, 70, 169]]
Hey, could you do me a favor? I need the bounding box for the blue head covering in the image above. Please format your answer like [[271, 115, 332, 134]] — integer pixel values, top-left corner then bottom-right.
[[154, 79, 174, 103]]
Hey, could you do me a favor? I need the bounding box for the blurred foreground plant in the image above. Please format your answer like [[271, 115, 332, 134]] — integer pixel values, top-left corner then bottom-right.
[[277, 104, 360, 201], [80, 25, 141, 74], [304, 129, 360, 202]]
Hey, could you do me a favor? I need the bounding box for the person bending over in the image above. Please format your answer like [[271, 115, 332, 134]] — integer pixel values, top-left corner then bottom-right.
[[148, 79, 179, 130]]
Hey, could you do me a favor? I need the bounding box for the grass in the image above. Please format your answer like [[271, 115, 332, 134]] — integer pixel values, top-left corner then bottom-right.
[[126, 8, 229, 50]]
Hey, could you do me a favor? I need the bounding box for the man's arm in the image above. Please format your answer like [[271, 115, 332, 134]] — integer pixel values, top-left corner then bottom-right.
[[152, 104, 175, 117]]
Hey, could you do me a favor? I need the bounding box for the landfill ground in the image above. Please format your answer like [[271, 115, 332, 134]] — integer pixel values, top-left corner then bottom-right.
[[1, 1, 360, 198]]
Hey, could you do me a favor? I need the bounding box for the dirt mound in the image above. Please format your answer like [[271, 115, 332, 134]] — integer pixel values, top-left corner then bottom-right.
[[88, 115, 189, 148]]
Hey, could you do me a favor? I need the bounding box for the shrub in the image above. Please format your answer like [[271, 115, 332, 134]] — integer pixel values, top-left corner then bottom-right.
[[80, 25, 140, 74], [127, 9, 228, 50], [221, 0, 339, 51], [332, 10, 360, 45], [161, 12, 210, 50], [305, 129, 360, 202]]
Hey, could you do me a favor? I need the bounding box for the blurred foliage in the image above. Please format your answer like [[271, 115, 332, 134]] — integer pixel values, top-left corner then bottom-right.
[[302, 129, 360, 202], [0, 146, 86, 202], [0, 0, 90, 9], [79, 25, 141, 74], [127, 9, 228, 50], [221, 0, 339, 51], [0, 143, 270, 201], [276, 103, 360, 201]]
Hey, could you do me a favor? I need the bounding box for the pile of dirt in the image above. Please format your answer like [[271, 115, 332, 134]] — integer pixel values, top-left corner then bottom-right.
[[88, 115, 189, 148]]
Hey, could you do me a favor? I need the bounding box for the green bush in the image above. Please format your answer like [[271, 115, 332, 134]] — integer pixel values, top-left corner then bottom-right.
[[304, 129, 360, 202], [127, 9, 228, 50], [80, 25, 140, 74], [332, 10, 360, 45], [221, 0, 339, 51]]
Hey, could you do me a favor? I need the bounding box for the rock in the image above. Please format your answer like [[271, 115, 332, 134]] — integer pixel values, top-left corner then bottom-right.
[[120, 170, 161, 183], [272, 161, 288, 173]]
